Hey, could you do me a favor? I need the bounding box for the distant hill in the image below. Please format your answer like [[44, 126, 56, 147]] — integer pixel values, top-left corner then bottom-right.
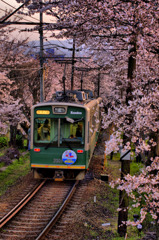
[[27, 39, 85, 58]]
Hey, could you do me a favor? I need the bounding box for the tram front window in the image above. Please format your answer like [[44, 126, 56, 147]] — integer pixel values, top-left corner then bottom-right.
[[60, 118, 84, 146], [34, 117, 84, 147], [34, 118, 58, 144]]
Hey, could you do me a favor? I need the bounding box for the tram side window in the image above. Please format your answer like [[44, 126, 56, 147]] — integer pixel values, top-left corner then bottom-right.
[[34, 118, 51, 142], [70, 122, 83, 141], [90, 106, 99, 137]]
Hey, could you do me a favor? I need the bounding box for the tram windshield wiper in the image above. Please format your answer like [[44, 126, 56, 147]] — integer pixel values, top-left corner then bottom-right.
[[61, 135, 73, 150], [65, 117, 83, 123], [74, 117, 83, 123], [45, 134, 58, 150], [65, 117, 74, 123]]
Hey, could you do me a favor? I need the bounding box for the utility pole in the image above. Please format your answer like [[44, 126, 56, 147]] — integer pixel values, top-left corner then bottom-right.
[[97, 70, 100, 97], [75, 67, 90, 91], [63, 63, 67, 94], [71, 36, 75, 91], [39, 1, 44, 102], [55, 59, 75, 93], [75, 67, 99, 93], [80, 71, 84, 91]]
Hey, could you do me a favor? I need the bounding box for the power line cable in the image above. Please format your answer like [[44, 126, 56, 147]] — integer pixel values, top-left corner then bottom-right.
[[0, 5, 38, 23], [0, 7, 21, 31], [0, 8, 40, 41], [0, 67, 40, 70], [0, 7, 28, 24], [39, 37, 80, 53], [1, 0, 39, 22], [44, 39, 66, 55], [0, 0, 31, 23]]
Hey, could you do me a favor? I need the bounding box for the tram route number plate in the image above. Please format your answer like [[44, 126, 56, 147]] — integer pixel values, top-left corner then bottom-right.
[[54, 158, 62, 163]]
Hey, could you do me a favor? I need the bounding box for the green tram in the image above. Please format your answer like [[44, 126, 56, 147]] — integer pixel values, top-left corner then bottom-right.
[[30, 91, 102, 180]]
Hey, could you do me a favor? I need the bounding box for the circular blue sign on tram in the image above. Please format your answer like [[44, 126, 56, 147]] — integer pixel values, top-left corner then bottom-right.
[[62, 150, 77, 165]]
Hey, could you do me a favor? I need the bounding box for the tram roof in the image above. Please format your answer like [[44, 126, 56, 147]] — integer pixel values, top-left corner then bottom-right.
[[32, 97, 102, 110]]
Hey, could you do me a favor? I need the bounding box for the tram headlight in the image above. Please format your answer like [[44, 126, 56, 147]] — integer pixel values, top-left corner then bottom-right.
[[34, 148, 41, 152]]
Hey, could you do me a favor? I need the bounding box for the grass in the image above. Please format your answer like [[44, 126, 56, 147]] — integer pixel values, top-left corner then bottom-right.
[[0, 162, 5, 168], [98, 186, 119, 214], [0, 151, 30, 196], [112, 235, 143, 240], [130, 161, 144, 175]]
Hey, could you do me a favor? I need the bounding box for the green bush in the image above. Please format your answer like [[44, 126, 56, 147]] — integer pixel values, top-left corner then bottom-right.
[[0, 137, 8, 148]]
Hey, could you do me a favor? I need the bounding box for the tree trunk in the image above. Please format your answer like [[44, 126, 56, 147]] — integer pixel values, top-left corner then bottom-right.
[[9, 125, 17, 147], [118, 160, 130, 237], [156, 132, 159, 156], [156, 217, 159, 240], [118, 40, 136, 237]]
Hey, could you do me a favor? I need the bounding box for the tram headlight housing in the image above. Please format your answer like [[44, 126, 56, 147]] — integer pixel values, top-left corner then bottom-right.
[[53, 107, 67, 114]]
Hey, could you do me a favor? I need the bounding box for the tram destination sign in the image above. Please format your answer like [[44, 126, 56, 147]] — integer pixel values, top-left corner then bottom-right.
[[70, 111, 82, 115]]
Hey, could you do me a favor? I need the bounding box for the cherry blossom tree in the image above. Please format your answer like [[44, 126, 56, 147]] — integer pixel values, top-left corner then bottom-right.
[[0, 72, 27, 145], [12, 0, 159, 237], [110, 156, 159, 238], [0, 21, 31, 144]]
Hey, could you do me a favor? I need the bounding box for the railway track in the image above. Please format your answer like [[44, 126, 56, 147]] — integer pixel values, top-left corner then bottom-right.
[[36, 180, 79, 240], [0, 177, 40, 220], [0, 180, 46, 229], [44, 178, 90, 240], [0, 180, 79, 239]]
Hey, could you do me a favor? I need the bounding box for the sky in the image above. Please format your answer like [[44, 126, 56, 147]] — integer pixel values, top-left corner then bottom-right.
[[0, 0, 54, 42], [0, 0, 83, 57]]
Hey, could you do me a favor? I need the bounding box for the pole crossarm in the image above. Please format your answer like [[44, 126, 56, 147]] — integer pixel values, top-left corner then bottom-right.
[[91, 34, 131, 38], [75, 67, 92, 72], [0, 21, 71, 31], [45, 57, 90, 60], [75, 67, 100, 71], [0, 22, 63, 26], [0, 21, 40, 25], [55, 59, 77, 64]]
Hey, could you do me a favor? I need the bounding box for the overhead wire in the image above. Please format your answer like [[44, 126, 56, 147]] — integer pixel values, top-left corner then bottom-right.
[[0, 2, 58, 43], [0, 0, 40, 22], [0, 1, 61, 39], [44, 39, 67, 56], [0, 7, 22, 32], [26, 35, 73, 56], [0, 67, 40, 70], [0, 8, 33, 24], [0, 6, 33, 34], [42, 34, 82, 57], [0, 7, 40, 42], [0, 3, 68, 88], [0, 1, 77, 76]]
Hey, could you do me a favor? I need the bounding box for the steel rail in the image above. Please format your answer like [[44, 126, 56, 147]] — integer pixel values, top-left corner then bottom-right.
[[36, 180, 79, 240], [0, 180, 46, 229]]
